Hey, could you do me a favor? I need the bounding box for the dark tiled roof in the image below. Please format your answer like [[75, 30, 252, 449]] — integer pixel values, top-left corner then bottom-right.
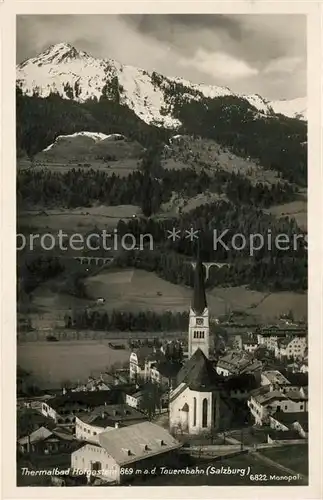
[[271, 411, 308, 427], [48, 389, 125, 410], [175, 349, 220, 392], [192, 249, 207, 315], [98, 422, 182, 466], [217, 351, 262, 374], [224, 373, 258, 391], [281, 371, 308, 387], [155, 361, 183, 379], [134, 346, 156, 366], [78, 404, 146, 428], [286, 390, 307, 401]]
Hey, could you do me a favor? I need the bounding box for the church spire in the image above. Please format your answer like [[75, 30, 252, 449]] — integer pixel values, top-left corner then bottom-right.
[[192, 238, 207, 315]]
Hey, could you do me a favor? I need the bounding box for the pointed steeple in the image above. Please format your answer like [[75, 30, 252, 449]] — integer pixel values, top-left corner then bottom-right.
[[192, 239, 207, 315]]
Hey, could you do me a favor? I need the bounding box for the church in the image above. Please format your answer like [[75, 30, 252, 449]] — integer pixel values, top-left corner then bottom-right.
[[169, 250, 233, 435]]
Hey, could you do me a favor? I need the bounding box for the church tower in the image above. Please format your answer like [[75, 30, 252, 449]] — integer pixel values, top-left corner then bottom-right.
[[188, 245, 209, 359]]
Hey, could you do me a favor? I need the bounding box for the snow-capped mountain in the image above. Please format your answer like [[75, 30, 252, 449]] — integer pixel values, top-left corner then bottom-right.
[[270, 97, 307, 121], [16, 42, 307, 127]]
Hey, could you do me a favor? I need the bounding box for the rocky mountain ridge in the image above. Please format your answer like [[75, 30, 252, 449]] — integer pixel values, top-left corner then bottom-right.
[[17, 42, 307, 126]]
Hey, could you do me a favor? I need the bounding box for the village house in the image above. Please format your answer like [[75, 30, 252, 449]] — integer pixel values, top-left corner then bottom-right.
[[247, 387, 290, 425], [216, 351, 262, 379], [125, 389, 145, 410], [70, 371, 129, 392], [75, 404, 147, 444], [129, 346, 160, 381], [41, 389, 129, 426], [248, 383, 308, 426], [256, 328, 307, 361], [71, 421, 182, 485], [261, 370, 291, 391], [223, 373, 258, 401], [242, 333, 258, 354], [18, 426, 79, 455], [129, 342, 183, 388], [269, 411, 308, 438], [285, 336, 307, 360], [280, 371, 308, 392], [281, 389, 308, 411], [274, 338, 289, 359]]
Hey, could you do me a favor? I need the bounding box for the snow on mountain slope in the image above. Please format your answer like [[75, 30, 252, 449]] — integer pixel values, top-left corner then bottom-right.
[[269, 97, 307, 121], [17, 42, 182, 128], [43, 131, 125, 151], [17, 42, 307, 127]]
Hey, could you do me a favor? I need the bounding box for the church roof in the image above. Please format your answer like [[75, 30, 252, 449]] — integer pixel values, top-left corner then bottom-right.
[[192, 244, 207, 315], [154, 360, 182, 379], [175, 349, 220, 392]]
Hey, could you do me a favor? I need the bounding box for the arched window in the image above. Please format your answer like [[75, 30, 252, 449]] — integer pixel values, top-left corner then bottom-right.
[[202, 398, 208, 428], [193, 397, 197, 426]]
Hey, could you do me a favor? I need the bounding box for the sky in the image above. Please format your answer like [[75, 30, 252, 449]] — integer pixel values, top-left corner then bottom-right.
[[16, 14, 307, 100]]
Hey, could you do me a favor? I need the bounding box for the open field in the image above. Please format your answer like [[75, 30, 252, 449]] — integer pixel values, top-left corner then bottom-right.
[[20, 268, 307, 332], [160, 191, 228, 218], [23, 268, 192, 330], [163, 136, 282, 186], [17, 340, 130, 389], [266, 199, 307, 231], [85, 270, 306, 321], [18, 158, 139, 177], [18, 204, 142, 232], [244, 290, 307, 321], [211, 285, 307, 322], [85, 268, 191, 312], [259, 444, 308, 476]]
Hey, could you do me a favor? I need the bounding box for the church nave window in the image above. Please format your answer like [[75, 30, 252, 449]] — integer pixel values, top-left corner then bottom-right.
[[193, 397, 197, 426], [202, 398, 208, 428]]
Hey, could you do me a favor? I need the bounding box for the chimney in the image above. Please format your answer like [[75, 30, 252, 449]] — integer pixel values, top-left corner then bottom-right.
[[115, 422, 119, 429], [62, 387, 66, 395]]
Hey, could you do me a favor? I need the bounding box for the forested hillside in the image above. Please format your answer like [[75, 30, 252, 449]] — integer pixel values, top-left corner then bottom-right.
[[17, 88, 307, 186]]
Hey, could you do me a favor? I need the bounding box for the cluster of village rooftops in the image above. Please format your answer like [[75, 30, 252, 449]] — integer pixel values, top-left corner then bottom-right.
[[18, 255, 308, 485]]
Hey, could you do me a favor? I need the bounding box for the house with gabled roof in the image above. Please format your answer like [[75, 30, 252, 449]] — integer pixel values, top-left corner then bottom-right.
[[269, 411, 308, 438], [75, 404, 147, 444], [18, 425, 79, 454], [71, 421, 182, 484]]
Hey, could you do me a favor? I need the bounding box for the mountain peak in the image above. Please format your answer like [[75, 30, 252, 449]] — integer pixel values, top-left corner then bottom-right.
[[16, 42, 307, 123], [19, 42, 89, 69]]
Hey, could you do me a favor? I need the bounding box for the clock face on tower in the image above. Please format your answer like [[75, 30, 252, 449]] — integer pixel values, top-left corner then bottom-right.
[[196, 318, 204, 326]]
